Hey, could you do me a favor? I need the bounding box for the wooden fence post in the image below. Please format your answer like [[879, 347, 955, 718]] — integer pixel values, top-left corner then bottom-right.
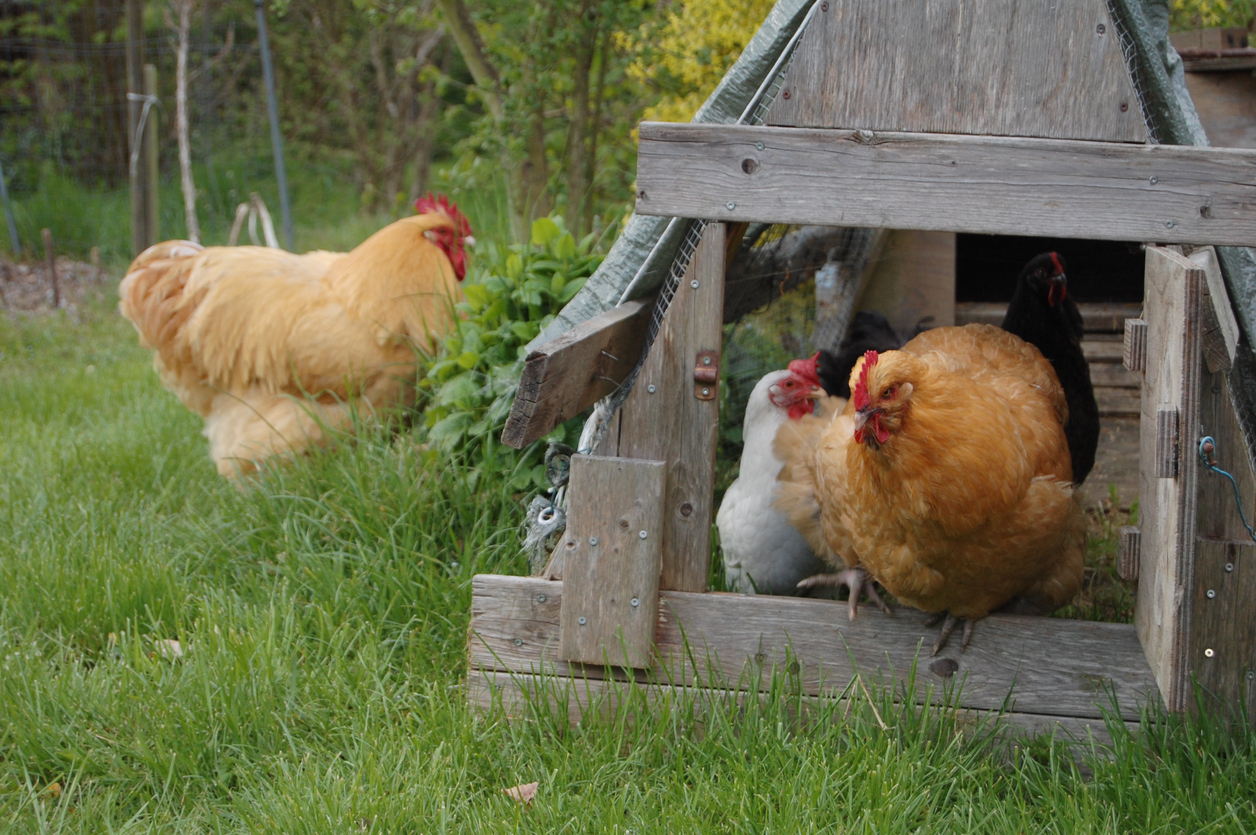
[[144, 64, 160, 247], [42, 229, 60, 309]]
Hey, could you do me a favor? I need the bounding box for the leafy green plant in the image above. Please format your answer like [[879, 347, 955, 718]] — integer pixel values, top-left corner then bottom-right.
[[419, 215, 602, 490]]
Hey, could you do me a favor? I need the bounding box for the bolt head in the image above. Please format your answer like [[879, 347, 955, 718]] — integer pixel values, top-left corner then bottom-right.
[[1248, 670, 1255, 680], [578, 616, 587, 626], [1226, 563, 1235, 572], [630, 597, 640, 607], [702, 388, 710, 396], [1207, 589, 1217, 599], [726, 201, 736, 211], [756, 142, 765, 151], [537, 594, 547, 603], [647, 384, 656, 393], [1149, 176, 1158, 184], [589, 536, 598, 546], [1165, 220, 1175, 228], [1205, 648, 1215, 658], [639, 530, 648, 539], [690, 280, 699, 289], [703, 356, 712, 365], [513, 638, 523, 646]]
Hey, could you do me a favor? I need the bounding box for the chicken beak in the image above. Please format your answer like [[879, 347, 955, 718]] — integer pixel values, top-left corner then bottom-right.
[[807, 385, 824, 400], [1048, 273, 1067, 307], [853, 408, 876, 430]]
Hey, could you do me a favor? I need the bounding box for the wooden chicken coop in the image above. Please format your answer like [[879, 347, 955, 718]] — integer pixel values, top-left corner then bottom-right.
[[468, 0, 1256, 740]]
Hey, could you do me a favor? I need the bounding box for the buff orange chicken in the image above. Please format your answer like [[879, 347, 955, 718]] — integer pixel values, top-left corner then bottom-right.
[[774, 325, 1085, 652], [119, 194, 471, 477]]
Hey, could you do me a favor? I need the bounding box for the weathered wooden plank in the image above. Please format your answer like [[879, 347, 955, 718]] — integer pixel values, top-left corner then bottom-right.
[[1189, 539, 1256, 720], [1124, 319, 1148, 373], [615, 224, 726, 592], [559, 455, 666, 668], [1096, 387, 1141, 416], [1090, 364, 1140, 388], [634, 123, 1256, 247], [501, 299, 651, 449], [1136, 246, 1204, 712], [467, 575, 1158, 721], [764, 0, 1145, 143], [466, 668, 1137, 749], [1189, 247, 1240, 374], [1193, 368, 1256, 722], [1118, 527, 1141, 581], [955, 303, 1143, 334], [1088, 341, 1130, 363]]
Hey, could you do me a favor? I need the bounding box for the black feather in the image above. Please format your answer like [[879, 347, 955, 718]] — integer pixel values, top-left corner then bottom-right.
[[1001, 253, 1099, 486], [816, 311, 906, 398]]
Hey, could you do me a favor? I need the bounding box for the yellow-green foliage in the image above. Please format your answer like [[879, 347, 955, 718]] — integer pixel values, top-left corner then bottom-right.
[[1170, 0, 1255, 30], [625, 0, 777, 123]]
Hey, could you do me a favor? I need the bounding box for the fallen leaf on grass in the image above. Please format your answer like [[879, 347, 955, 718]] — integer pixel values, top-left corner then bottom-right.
[[44, 782, 61, 799], [503, 781, 538, 806], [155, 639, 183, 659]]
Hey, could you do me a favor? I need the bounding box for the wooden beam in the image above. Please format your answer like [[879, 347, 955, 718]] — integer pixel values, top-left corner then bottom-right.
[[615, 224, 726, 592], [468, 575, 1158, 721], [501, 299, 651, 449], [1136, 247, 1204, 712], [634, 122, 1256, 247], [1189, 247, 1240, 374], [559, 455, 666, 668], [466, 668, 1137, 749]]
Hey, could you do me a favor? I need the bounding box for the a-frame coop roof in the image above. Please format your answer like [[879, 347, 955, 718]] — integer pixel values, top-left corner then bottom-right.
[[473, 0, 1256, 738]]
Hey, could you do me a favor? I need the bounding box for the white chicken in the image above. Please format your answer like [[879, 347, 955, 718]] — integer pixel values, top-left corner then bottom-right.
[[717, 366, 833, 594]]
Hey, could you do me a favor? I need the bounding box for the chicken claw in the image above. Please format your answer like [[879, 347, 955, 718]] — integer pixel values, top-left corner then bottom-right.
[[925, 612, 976, 655], [797, 568, 893, 620]]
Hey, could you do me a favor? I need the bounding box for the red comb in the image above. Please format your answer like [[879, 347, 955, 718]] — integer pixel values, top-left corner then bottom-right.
[[852, 350, 879, 411], [1049, 252, 1064, 274], [787, 352, 821, 388], [414, 192, 472, 239]]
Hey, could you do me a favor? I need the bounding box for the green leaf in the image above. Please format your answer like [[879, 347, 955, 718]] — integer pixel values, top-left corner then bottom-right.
[[506, 254, 523, 281], [510, 321, 538, 341], [436, 374, 480, 406], [455, 351, 480, 370], [554, 233, 576, 260], [461, 283, 491, 308], [531, 217, 562, 246]]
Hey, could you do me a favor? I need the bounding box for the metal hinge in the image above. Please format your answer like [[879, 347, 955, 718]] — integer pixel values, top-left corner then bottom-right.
[[694, 350, 719, 400]]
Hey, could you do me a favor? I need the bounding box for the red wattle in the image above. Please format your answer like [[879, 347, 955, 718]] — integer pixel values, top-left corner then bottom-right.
[[787, 400, 816, 420]]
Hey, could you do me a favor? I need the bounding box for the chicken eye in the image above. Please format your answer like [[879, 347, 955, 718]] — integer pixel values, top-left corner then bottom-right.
[[881, 386, 896, 400]]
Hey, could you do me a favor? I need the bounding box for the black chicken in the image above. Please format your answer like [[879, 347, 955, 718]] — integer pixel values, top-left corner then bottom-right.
[[816, 311, 910, 398], [1001, 252, 1098, 485]]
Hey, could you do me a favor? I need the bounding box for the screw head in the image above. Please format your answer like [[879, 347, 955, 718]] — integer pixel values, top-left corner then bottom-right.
[[630, 597, 640, 607], [639, 530, 648, 539], [702, 388, 711, 396], [1165, 220, 1175, 228], [589, 537, 598, 546], [578, 616, 587, 626], [726, 201, 736, 211], [537, 594, 547, 603], [703, 356, 712, 365], [1149, 176, 1158, 184], [513, 638, 523, 646], [1096, 22, 1106, 34], [1207, 588, 1217, 599], [647, 384, 656, 394], [1226, 563, 1235, 572], [1248, 670, 1255, 680], [690, 280, 699, 289], [1205, 648, 1215, 658], [756, 142, 765, 151]]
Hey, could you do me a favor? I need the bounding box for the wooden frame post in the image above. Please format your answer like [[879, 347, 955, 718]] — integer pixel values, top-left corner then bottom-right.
[[613, 223, 727, 591]]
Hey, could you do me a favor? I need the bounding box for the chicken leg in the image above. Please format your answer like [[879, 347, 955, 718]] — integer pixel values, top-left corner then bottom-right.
[[924, 612, 976, 655], [797, 568, 893, 620]]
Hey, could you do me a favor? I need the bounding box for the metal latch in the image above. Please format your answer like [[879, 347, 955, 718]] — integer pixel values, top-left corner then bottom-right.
[[694, 350, 719, 400]]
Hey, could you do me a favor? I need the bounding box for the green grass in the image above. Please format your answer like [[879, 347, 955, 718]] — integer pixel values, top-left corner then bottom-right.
[[2, 300, 1256, 832]]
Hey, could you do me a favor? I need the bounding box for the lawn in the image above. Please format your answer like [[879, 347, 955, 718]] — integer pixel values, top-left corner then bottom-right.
[[2, 295, 1255, 832]]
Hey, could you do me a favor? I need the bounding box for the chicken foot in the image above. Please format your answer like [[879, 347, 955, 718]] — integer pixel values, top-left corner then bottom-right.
[[924, 612, 976, 655], [796, 568, 893, 621]]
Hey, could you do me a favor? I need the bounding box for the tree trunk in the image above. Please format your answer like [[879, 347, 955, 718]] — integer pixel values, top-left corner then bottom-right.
[[563, 7, 597, 238], [584, 30, 609, 236], [174, 0, 200, 243]]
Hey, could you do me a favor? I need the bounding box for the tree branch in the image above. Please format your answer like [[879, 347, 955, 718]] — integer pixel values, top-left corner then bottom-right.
[[432, 0, 502, 121]]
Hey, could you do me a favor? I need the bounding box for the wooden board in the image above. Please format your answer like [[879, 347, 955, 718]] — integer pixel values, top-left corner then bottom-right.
[[954, 303, 1143, 334], [559, 455, 666, 668], [854, 230, 955, 333], [1193, 368, 1256, 720], [465, 668, 1137, 750], [1189, 247, 1240, 374], [501, 299, 651, 449], [634, 123, 1256, 247], [1136, 246, 1203, 712], [765, 0, 1146, 143], [468, 575, 1158, 721], [613, 224, 726, 592]]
